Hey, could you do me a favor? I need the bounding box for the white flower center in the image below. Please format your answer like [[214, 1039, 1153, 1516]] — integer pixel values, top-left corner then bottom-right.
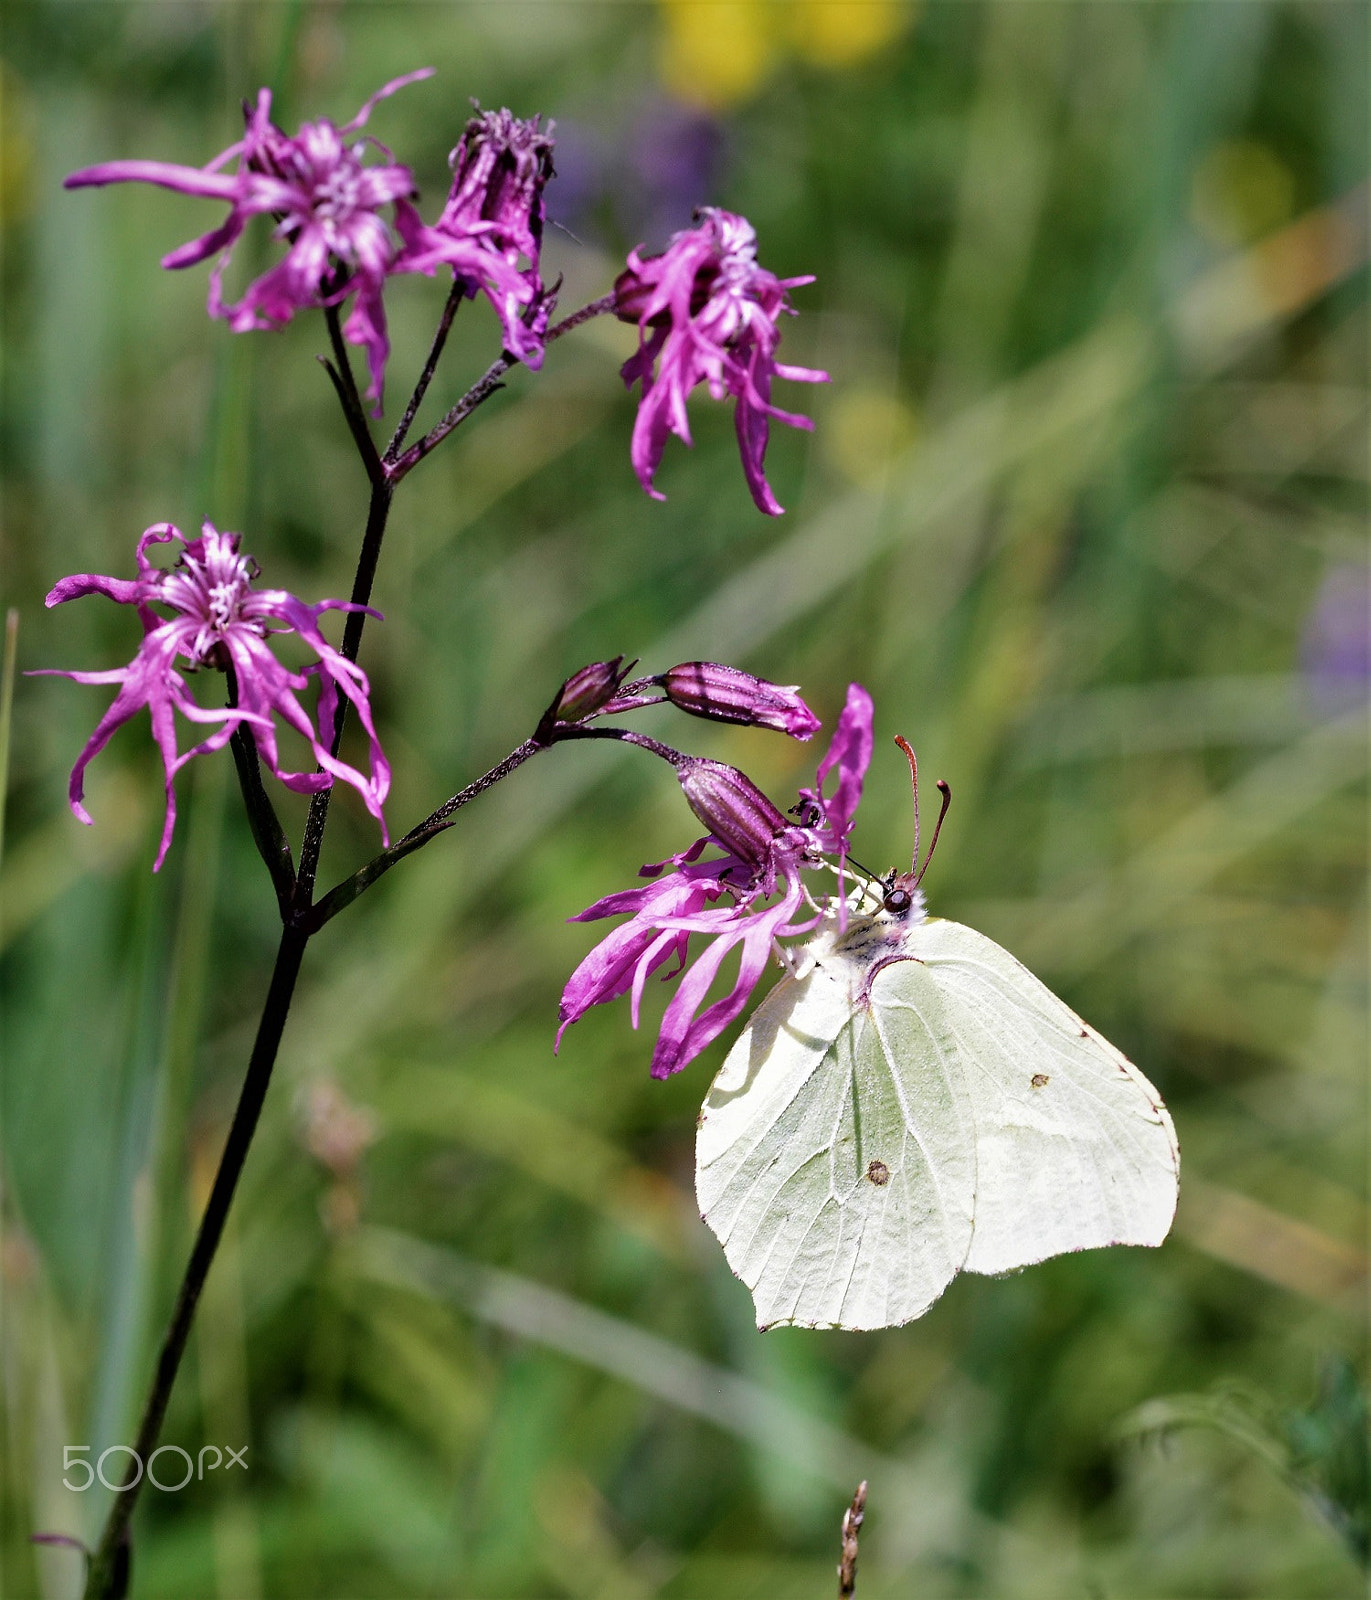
[[160, 535, 262, 665], [312, 157, 365, 222]]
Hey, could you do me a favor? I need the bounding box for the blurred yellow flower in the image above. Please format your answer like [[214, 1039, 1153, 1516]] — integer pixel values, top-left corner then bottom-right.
[[823, 388, 919, 484], [786, 0, 910, 65], [659, 2, 777, 109], [0, 63, 35, 225], [659, 0, 914, 110]]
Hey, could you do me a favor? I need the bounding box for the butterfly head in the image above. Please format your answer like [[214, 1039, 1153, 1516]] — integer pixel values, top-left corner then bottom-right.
[[800, 735, 950, 981], [815, 883, 926, 981], [879, 871, 925, 923]]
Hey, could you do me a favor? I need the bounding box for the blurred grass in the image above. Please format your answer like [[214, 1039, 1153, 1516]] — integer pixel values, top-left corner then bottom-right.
[[1, 2, 1367, 1597]]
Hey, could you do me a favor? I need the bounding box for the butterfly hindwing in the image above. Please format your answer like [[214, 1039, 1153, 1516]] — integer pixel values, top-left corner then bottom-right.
[[878, 918, 1179, 1277], [697, 958, 976, 1331]]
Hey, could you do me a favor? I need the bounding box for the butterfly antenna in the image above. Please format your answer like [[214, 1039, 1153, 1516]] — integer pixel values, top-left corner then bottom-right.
[[893, 736, 920, 871], [914, 781, 952, 886]]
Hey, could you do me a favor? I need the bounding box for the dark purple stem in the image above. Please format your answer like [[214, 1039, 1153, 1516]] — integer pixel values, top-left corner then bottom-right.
[[80, 279, 625, 1600], [306, 736, 545, 928], [83, 926, 309, 1600], [307, 720, 690, 929], [388, 293, 617, 482], [384, 277, 465, 462], [322, 306, 383, 485], [224, 665, 296, 916], [558, 724, 689, 767], [294, 474, 393, 907]]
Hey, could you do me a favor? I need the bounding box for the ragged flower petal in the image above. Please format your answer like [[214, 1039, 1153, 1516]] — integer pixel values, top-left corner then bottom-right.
[[65, 72, 433, 409], [557, 683, 873, 1076], [34, 521, 390, 870], [614, 207, 828, 513]]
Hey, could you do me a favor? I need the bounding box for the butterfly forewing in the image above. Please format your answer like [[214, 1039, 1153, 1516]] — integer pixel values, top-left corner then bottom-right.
[[697, 959, 976, 1331], [882, 919, 1179, 1276]]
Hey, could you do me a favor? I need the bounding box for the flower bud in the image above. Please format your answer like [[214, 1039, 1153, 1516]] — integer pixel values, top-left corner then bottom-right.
[[548, 658, 633, 724], [613, 259, 719, 325], [677, 758, 791, 865], [612, 264, 654, 324], [660, 662, 821, 740]]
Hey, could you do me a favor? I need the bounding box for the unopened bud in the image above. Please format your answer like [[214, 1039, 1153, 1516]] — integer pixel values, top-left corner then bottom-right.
[[548, 658, 633, 725], [613, 265, 653, 323], [677, 758, 791, 864], [613, 260, 718, 325], [660, 662, 820, 740]]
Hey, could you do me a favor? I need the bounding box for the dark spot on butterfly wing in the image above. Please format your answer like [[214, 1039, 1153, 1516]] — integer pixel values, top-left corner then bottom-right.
[[1030, 1073, 1049, 1089], [866, 1159, 890, 1186]]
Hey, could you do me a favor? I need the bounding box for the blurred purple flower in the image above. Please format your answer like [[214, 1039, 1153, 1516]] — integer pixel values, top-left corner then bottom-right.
[[621, 102, 726, 250], [64, 71, 434, 408], [546, 100, 724, 252], [558, 683, 873, 1077], [36, 522, 390, 870], [614, 207, 828, 514], [396, 105, 555, 367], [1301, 562, 1370, 716]]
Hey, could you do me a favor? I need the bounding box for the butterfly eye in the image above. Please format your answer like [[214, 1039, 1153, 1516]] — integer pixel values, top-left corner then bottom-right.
[[883, 887, 912, 915]]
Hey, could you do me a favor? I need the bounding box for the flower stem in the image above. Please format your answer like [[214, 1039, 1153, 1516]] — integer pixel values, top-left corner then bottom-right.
[[224, 667, 296, 915], [80, 287, 623, 1600], [388, 355, 511, 480], [322, 306, 383, 485], [336, 479, 396, 678], [306, 716, 691, 929], [306, 736, 543, 929], [388, 292, 618, 482], [385, 278, 464, 462], [547, 291, 618, 340], [82, 925, 310, 1600], [320, 357, 385, 486], [296, 473, 394, 905], [559, 724, 688, 767]]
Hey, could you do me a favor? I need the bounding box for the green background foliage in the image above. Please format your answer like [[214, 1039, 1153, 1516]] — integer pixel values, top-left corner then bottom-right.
[[1, 3, 1366, 1596]]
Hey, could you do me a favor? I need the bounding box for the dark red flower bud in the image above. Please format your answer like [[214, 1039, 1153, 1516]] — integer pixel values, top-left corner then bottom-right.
[[612, 264, 654, 324], [676, 758, 793, 865]]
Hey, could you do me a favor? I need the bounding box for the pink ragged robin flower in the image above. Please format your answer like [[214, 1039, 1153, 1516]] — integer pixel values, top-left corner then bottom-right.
[[395, 105, 555, 367], [557, 684, 873, 1077], [35, 522, 391, 871], [613, 207, 829, 515], [64, 71, 434, 409]]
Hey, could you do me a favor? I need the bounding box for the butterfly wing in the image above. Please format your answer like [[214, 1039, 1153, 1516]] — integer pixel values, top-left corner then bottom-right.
[[696, 960, 977, 1331], [881, 918, 1179, 1276]]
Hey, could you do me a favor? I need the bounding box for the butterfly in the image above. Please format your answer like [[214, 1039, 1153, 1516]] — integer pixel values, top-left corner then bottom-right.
[[695, 738, 1179, 1331]]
